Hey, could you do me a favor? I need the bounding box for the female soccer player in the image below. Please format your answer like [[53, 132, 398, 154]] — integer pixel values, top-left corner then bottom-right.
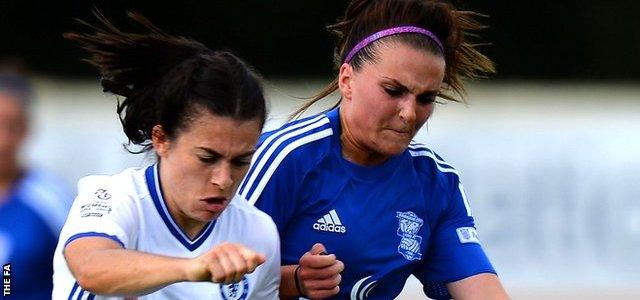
[[52, 13, 279, 299], [238, 0, 509, 299], [0, 62, 72, 300]]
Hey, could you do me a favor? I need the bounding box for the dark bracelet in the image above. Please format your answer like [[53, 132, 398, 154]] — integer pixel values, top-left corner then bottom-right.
[[294, 265, 307, 297]]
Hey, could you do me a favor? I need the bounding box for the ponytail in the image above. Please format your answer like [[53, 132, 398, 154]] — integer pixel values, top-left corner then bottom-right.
[[66, 11, 266, 153]]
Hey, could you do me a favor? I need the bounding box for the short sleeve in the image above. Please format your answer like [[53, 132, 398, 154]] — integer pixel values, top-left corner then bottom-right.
[[249, 212, 281, 299], [414, 178, 495, 299], [59, 175, 137, 249]]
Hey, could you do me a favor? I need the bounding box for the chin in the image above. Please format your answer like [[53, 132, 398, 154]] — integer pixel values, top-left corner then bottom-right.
[[192, 210, 222, 223], [378, 142, 410, 157]]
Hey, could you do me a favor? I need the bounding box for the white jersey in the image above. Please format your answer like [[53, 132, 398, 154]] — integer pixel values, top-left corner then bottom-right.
[[52, 164, 280, 300]]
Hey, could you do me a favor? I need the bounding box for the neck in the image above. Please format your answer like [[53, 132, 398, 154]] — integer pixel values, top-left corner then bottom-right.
[[158, 164, 207, 239], [339, 111, 389, 166]]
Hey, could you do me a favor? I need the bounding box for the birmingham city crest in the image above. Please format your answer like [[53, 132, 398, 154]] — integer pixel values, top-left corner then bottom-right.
[[396, 211, 424, 261], [219, 275, 249, 300]]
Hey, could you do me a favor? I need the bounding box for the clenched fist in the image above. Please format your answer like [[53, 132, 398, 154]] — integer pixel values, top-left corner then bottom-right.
[[297, 243, 344, 299], [187, 242, 266, 284]]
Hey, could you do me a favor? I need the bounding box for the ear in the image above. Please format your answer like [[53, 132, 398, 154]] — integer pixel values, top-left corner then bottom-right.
[[338, 63, 354, 102], [151, 125, 170, 158]]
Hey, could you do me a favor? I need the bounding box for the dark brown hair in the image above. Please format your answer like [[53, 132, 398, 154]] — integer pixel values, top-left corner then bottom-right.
[[65, 12, 267, 153], [293, 0, 494, 118]]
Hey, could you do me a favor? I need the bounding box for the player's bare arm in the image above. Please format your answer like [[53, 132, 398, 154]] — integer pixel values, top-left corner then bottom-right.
[[65, 237, 265, 296], [447, 273, 509, 300]]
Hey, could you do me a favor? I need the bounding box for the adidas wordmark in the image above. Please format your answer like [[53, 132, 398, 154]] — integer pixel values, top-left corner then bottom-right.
[[313, 209, 347, 233]]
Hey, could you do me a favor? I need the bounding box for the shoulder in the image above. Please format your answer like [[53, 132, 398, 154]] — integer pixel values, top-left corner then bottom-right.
[[227, 196, 279, 233], [406, 141, 462, 192], [74, 167, 145, 209], [239, 113, 334, 202], [13, 169, 73, 233], [257, 113, 334, 161], [17, 169, 72, 205], [225, 197, 279, 245]]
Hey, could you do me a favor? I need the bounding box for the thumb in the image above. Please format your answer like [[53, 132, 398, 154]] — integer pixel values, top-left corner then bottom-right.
[[309, 243, 327, 255]]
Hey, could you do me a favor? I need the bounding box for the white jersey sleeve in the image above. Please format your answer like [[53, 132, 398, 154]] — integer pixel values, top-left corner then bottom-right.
[[59, 174, 138, 249], [250, 209, 281, 299]]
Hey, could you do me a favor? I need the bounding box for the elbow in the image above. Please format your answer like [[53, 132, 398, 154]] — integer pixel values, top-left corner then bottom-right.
[[75, 269, 111, 295], [73, 263, 121, 295], [75, 272, 101, 294]]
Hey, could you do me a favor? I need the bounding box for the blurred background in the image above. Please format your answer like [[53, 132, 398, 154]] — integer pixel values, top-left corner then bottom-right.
[[2, 0, 639, 299]]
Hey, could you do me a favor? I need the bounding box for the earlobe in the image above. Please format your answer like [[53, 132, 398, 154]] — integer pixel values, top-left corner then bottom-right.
[[338, 63, 353, 101]]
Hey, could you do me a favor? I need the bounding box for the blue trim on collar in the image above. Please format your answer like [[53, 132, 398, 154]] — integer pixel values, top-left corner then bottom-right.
[[67, 282, 79, 300], [145, 164, 215, 251]]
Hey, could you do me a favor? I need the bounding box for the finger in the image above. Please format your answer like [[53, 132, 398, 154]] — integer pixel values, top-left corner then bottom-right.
[[306, 286, 340, 299], [300, 252, 337, 269], [238, 247, 266, 273], [309, 243, 327, 255], [214, 247, 237, 284], [299, 260, 344, 280], [220, 244, 248, 283], [304, 274, 342, 291], [208, 252, 225, 283], [246, 253, 266, 274]]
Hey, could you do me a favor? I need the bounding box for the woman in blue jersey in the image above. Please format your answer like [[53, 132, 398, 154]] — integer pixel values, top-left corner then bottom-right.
[[52, 13, 280, 299], [238, 0, 509, 299], [0, 62, 72, 300]]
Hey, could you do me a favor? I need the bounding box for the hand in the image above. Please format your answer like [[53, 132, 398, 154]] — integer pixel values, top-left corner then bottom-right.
[[297, 243, 344, 299], [187, 242, 266, 284]]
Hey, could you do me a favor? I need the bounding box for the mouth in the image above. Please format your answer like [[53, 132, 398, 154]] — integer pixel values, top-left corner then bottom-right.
[[200, 197, 229, 213], [389, 128, 412, 136]]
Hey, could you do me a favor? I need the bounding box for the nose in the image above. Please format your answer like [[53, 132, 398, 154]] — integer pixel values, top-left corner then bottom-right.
[[398, 98, 417, 125], [210, 161, 234, 191]]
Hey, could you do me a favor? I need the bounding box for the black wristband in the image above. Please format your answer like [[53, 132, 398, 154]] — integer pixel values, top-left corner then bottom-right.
[[294, 265, 307, 297]]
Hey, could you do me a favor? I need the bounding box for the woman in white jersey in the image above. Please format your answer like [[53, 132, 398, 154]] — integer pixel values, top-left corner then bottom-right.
[[52, 12, 279, 299]]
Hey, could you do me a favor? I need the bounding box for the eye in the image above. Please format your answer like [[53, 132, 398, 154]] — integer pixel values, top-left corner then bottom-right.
[[417, 94, 437, 105], [383, 86, 404, 97], [231, 158, 252, 167], [198, 155, 220, 164]]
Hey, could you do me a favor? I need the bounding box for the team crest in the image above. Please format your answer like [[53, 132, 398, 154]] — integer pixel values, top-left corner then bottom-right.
[[219, 275, 249, 300], [396, 211, 424, 261]]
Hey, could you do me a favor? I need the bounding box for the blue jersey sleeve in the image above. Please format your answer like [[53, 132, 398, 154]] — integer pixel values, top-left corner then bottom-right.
[[414, 176, 496, 299]]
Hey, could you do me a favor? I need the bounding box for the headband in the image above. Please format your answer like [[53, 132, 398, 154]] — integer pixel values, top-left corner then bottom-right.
[[344, 26, 444, 64]]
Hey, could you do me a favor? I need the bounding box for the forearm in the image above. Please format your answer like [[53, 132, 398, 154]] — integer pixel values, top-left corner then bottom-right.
[[279, 265, 300, 299], [68, 248, 191, 296], [446, 273, 509, 300]]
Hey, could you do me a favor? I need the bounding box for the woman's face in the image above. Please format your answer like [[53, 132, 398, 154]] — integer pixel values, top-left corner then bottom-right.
[[338, 42, 445, 163], [153, 111, 261, 226], [0, 92, 27, 172]]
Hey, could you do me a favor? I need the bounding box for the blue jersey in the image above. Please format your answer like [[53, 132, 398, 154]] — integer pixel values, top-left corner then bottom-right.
[[237, 108, 496, 299], [0, 170, 71, 300]]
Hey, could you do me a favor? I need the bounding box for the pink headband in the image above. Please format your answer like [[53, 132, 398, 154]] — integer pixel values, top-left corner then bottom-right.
[[344, 26, 444, 64]]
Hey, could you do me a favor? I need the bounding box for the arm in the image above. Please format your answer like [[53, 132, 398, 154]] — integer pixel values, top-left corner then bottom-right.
[[413, 162, 508, 299], [447, 273, 509, 300], [279, 243, 343, 300], [65, 237, 265, 296]]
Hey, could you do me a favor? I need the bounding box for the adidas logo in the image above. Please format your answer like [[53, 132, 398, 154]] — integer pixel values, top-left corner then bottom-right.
[[313, 209, 347, 233]]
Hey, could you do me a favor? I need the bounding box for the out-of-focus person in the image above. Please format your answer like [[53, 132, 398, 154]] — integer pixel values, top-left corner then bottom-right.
[[0, 59, 72, 299]]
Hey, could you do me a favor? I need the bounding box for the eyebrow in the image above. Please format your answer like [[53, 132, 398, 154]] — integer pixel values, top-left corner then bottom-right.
[[196, 147, 256, 159], [381, 76, 439, 96]]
